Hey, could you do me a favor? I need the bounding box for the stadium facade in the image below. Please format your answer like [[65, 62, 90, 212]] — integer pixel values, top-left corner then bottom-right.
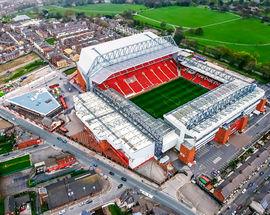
[[74, 32, 267, 169]]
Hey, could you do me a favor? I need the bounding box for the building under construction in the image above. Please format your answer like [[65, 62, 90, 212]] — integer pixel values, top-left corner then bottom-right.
[[73, 32, 267, 169]]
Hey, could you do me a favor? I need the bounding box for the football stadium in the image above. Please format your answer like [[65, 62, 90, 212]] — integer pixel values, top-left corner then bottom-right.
[[73, 32, 266, 169]]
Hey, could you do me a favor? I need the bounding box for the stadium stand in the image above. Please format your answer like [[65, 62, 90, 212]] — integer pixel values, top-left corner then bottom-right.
[[98, 58, 178, 97], [180, 68, 221, 90], [74, 32, 267, 168]]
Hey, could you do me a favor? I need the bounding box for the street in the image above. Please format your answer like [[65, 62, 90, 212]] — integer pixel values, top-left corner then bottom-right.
[[223, 158, 270, 215], [0, 108, 196, 215]]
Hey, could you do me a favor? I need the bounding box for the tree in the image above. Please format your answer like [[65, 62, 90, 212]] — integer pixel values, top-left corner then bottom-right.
[[173, 27, 185, 45], [194, 27, 203, 35], [121, 10, 134, 19], [76, 12, 86, 19], [160, 21, 167, 29]]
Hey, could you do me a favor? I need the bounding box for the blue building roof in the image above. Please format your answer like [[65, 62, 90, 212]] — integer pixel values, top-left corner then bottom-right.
[[8, 88, 61, 116]]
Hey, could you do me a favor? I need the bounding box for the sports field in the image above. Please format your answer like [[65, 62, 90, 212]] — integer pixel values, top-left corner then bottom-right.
[[135, 6, 239, 28], [0, 155, 31, 176], [135, 6, 270, 63], [131, 78, 208, 119], [45, 3, 146, 16]]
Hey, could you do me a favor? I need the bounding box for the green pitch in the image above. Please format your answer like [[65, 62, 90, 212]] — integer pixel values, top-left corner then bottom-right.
[[45, 4, 146, 16], [0, 155, 31, 176], [131, 78, 208, 119]]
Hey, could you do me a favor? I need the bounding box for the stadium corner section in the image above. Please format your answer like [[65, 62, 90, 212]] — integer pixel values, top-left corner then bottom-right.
[[71, 32, 268, 170]]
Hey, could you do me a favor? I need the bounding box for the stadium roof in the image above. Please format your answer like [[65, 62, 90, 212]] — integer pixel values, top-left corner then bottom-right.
[[164, 80, 265, 146], [95, 88, 174, 141], [77, 32, 180, 85], [12, 15, 30, 22], [7, 88, 61, 116], [179, 57, 235, 83], [74, 92, 155, 154]]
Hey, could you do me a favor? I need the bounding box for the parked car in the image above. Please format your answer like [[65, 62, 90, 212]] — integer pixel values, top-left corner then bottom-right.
[[236, 204, 243, 211], [118, 184, 123, 189], [57, 137, 67, 143], [248, 182, 254, 188], [242, 188, 247, 194], [58, 209, 66, 215], [93, 163, 98, 167], [109, 171, 114, 176], [85, 199, 93, 204]]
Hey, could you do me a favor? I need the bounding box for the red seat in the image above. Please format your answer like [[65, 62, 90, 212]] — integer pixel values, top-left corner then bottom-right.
[[98, 57, 180, 97]]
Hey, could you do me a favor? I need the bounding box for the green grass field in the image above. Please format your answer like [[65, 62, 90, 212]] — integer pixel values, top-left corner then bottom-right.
[[135, 6, 270, 63], [45, 3, 146, 16], [0, 155, 31, 176], [5, 59, 46, 82], [45, 37, 56, 45], [0, 134, 15, 155], [131, 78, 208, 119], [135, 6, 239, 28], [188, 18, 270, 63], [108, 204, 129, 215], [63, 67, 76, 75]]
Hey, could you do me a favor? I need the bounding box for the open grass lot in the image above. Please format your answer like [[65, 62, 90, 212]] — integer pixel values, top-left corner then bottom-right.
[[63, 67, 76, 75], [4, 59, 47, 83], [45, 37, 56, 45], [189, 18, 270, 63], [135, 6, 239, 28], [0, 52, 39, 74], [45, 3, 146, 16], [0, 134, 15, 155], [0, 155, 31, 176], [135, 6, 270, 63], [131, 78, 208, 119], [108, 204, 129, 215]]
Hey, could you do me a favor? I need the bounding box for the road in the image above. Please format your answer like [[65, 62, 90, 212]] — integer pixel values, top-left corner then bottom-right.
[[0, 108, 196, 215], [223, 158, 270, 215]]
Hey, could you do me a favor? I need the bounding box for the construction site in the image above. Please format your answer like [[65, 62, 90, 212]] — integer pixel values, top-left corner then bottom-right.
[[71, 31, 267, 171]]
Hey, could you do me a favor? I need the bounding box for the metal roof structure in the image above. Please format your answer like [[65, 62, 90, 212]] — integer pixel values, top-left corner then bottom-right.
[[178, 56, 235, 83], [12, 15, 30, 22], [74, 92, 155, 154], [93, 87, 174, 157], [7, 88, 61, 116], [77, 32, 179, 87], [160, 56, 264, 148], [166, 80, 255, 130]]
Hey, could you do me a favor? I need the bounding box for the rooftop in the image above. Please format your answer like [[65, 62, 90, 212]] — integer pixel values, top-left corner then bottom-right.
[[218, 145, 270, 199], [77, 32, 179, 84], [8, 88, 61, 116], [46, 173, 102, 209], [13, 15, 30, 22], [74, 92, 155, 154], [164, 79, 265, 146]]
